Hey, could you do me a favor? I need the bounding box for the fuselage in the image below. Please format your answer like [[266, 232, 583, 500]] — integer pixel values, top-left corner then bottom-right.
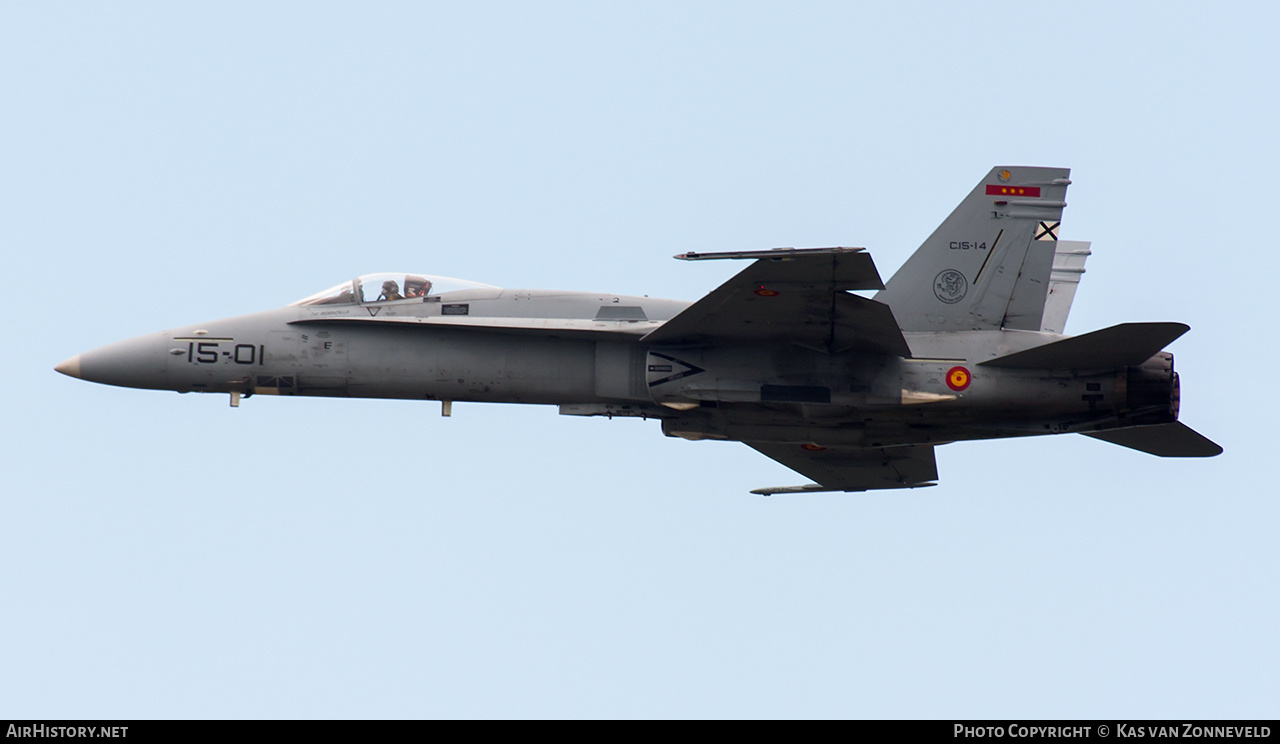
[[56, 275, 1180, 449], [55, 166, 1218, 493]]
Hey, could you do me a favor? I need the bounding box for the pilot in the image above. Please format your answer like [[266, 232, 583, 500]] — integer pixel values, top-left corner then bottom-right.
[[379, 280, 403, 301]]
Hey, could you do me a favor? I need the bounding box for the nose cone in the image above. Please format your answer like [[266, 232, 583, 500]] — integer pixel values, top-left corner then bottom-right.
[[55, 332, 170, 390], [55, 355, 83, 379]]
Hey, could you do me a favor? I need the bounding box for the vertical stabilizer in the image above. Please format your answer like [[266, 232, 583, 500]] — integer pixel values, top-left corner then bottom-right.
[[1040, 240, 1091, 334], [876, 166, 1070, 332]]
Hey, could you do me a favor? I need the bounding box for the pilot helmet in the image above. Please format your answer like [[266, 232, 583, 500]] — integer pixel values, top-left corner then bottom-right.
[[383, 280, 400, 293]]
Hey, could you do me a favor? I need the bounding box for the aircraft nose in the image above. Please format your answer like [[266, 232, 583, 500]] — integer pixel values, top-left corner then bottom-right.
[[55, 332, 170, 390], [54, 355, 83, 379]]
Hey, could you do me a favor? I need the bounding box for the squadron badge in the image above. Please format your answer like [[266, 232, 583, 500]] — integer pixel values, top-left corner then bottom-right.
[[933, 269, 967, 304]]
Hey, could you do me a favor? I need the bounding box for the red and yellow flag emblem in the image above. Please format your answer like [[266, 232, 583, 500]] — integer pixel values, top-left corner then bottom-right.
[[945, 366, 972, 391], [985, 185, 1041, 197]]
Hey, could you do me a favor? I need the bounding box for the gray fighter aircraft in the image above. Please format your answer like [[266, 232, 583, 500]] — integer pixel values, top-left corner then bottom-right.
[[56, 166, 1221, 493]]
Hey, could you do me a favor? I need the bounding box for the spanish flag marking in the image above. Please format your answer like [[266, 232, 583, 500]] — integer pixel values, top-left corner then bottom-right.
[[945, 366, 972, 392], [985, 185, 1042, 197]]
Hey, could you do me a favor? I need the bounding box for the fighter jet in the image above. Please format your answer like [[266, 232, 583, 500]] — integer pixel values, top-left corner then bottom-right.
[[55, 166, 1221, 494]]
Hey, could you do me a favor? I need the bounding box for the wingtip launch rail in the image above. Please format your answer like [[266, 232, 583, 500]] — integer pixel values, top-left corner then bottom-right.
[[675, 246, 866, 261]]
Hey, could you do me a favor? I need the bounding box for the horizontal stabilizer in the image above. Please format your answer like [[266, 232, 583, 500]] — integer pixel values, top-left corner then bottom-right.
[[1083, 422, 1223, 457], [979, 322, 1189, 369]]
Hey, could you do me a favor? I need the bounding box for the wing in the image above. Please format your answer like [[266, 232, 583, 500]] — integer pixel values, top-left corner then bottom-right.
[[746, 442, 939, 494], [641, 248, 911, 356]]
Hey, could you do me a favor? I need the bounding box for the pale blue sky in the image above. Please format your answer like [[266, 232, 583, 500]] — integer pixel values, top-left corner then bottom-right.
[[2, 2, 1276, 718]]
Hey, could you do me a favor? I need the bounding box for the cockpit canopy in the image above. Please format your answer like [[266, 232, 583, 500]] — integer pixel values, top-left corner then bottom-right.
[[291, 273, 499, 306]]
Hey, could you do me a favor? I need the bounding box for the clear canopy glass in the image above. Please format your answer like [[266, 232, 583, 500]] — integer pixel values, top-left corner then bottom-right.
[[291, 273, 499, 306]]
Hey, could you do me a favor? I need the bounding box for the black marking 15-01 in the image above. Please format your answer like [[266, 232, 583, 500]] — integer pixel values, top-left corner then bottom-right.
[[173, 338, 265, 366]]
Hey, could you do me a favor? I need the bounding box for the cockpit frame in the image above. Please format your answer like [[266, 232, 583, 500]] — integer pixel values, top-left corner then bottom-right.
[[291, 273, 500, 307]]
